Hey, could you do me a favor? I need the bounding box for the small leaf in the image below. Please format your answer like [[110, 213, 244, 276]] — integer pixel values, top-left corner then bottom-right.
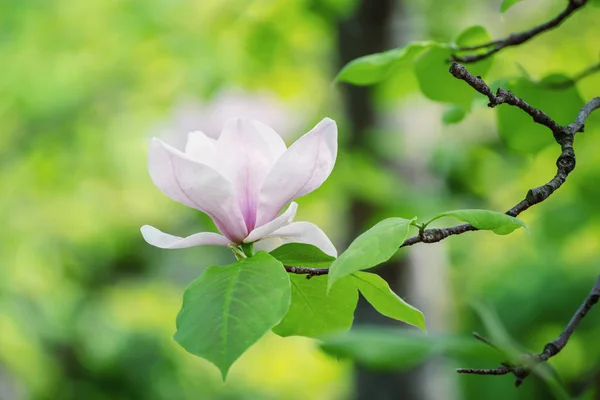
[[500, 0, 525, 12], [352, 272, 425, 331], [415, 27, 493, 108], [426, 209, 527, 235], [270, 243, 335, 269], [273, 275, 358, 338], [336, 42, 435, 85], [327, 217, 415, 291], [454, 25, 490, 47], [174, 252, 291, 379], [442, 105, 467, 124]]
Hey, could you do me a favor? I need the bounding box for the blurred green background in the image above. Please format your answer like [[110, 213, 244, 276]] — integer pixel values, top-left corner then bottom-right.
[[2, 0, 600, 398]]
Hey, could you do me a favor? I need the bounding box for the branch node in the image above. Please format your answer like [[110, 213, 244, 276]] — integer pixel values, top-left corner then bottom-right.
[[556, 153, 576, 173]]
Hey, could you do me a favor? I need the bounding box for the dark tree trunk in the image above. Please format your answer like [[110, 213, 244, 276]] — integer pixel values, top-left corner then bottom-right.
[[336, 1, 425, 399]]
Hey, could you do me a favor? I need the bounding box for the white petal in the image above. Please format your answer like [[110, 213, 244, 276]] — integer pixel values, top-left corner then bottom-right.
[[251, 119, 287, 160], [253, 237, 284, 253], [185, 131, 217, 167], [141, 225, 231, 249], [148, 138, 248, 242], [255, 118, 337, 227], [214, 118, 284, 231], [254, 221, 337, 257], [243, 202, 298, 243]]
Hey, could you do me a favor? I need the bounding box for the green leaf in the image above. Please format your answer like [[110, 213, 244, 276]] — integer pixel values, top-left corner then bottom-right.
[[273, 275, 358, 338], [351, 272, 425, 331], [174, 252, 291, 379], [454, 25, 490, 47], [442, 105, 467, 124], [336, 42, 435, 86], [415, 27, 493, 108], [319, 327, 499, 370], [496, 74, 584, 154], [425, 209, 527, 235], [327, 217, 415, 291], [269, 243, 335, 269], [500, 0, 525, 12]]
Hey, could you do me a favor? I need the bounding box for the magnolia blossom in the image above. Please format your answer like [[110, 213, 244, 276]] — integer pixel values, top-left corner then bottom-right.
[[141, 118, 338, 257]]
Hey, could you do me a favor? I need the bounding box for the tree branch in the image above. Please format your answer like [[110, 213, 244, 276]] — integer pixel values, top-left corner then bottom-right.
[[457, 274, 600, 386], [452, 0, 589, 64], [284, 64, 600, 276], [398, 64, 600, 249], [284, 265, 329, 279]]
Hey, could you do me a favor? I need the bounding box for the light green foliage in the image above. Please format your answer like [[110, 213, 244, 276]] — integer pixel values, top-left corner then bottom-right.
[[426, 209, 528, 235], [327, 217, 416, 291], [273, 275, 357, 338], [414, 26, 493, 108], [269, 243, 335, 269], [500, 0, 525, 13], [336, 42, 435, 85], [319, 327, 499, 370], [496, 75, 585, 153], [351, 272, 426, 331], [174, 252, 291, 379]]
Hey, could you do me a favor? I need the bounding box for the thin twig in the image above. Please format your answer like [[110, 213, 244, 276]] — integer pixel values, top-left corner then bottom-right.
[[545, 62, 600, 89], [472, 332, 500, 351], [452, 0, 589, 63], [457, 275, 600, 386]]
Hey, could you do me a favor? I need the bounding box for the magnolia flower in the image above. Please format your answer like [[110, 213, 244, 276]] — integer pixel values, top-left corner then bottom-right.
[[141, 118, 338, 257]]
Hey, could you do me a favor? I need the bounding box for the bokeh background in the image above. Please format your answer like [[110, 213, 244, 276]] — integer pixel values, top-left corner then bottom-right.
[[2, 0, 600, 398]]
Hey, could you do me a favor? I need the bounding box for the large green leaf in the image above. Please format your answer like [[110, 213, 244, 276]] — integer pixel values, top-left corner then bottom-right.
[[336, 42, 435, 85], [327, 217, 415, 291], [269, 243, 335, 269], [319, 327, 499, 371], [174, 252, 291, 379], [414, 26, 493, 108], [425, 209, 528, 235], [273, 275, 358, 338], [496, 74, 584, 154], [351, 272, 425, 331], [500, 0, 525, 12]]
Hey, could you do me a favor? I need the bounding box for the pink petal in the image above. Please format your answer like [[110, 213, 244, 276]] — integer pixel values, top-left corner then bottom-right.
[[141, 225, 231, 249], [214, 118, 286, 231], [243, 202, 298, 243], [255, 118, 337, 227], [254, 221, 337, 257], [148, 138, 248, 242]]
